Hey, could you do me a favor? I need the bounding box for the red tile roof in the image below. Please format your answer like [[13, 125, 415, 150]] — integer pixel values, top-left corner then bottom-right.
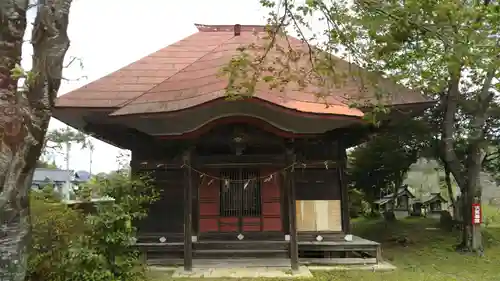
[[56, 24, 428, 118]]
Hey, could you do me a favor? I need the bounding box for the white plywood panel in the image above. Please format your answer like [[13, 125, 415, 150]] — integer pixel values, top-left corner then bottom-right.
[[315, 200, 329, 231], [296, 200, 342, 232]]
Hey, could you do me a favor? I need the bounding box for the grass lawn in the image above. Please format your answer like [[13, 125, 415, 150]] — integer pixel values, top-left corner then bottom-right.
[[149, 209, 500, 281], [483, 204, 500, 227]]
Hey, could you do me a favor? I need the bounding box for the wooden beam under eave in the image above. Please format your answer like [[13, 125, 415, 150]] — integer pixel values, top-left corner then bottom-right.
[[337, 140, 351, 234], [83, 121, 160, 151], [286, 148, 299, 271], [183, 150, 193, 271], [323, 124, 375, 149]]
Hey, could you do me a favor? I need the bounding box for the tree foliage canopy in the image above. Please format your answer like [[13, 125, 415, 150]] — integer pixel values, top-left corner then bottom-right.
[[235, 0, 500, 251], [348, 118, 431, 203]]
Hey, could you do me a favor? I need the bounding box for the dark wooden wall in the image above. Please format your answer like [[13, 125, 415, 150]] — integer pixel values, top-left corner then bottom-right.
[[131, 149, 186, 236], [294, 168, 341, 201], [293, 139, 346, 234], [293, 139, 342, 201]]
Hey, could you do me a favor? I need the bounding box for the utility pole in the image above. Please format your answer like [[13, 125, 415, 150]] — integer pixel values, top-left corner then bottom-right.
[[64, 141, 72, 201], [88, 141, 94, 176]]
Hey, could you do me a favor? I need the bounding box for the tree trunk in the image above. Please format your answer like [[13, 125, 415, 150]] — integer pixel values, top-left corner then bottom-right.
[[457, 67, 496, 253], [370, 202, 377, 215], [441, 74, 472, 250], [0, 1, 72, 280], [443, 164, 456, 212], [0, 2, 31, 280], [442, 55, 496, 253], [441, 75, 465, 187], [385, 180, 401, 222], [390, 182, 399, 213]]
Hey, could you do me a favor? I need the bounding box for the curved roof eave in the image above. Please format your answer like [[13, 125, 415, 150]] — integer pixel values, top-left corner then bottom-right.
[[108, 95, 365, 118]]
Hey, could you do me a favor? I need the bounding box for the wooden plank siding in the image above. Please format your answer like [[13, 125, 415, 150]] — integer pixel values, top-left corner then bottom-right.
[[133, 165, 185, 234], [261, 167, 283, 232], [198, 169, 220, 233]]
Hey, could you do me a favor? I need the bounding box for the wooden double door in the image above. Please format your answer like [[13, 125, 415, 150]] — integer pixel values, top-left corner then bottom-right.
[[198, 167, 283, 234]]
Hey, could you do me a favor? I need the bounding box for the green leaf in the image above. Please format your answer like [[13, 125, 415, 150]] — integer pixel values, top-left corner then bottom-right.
[[10, 63, 25, 79]]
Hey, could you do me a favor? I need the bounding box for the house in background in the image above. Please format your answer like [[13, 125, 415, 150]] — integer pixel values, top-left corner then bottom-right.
[[412, 192, 448, 218], [404, 158, 441, 198], [32, 168, 91, 200], [406, 158, 500, 208], [74, 170, 92, 182], [374, 185, 415, 219]]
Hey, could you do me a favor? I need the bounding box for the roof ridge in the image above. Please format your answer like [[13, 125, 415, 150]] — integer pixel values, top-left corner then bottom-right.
[[194, 23, 266, 33], [110, 34, 237, 114]]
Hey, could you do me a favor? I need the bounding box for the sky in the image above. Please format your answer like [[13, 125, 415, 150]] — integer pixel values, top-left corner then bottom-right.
[[22, 0, 271, 173]]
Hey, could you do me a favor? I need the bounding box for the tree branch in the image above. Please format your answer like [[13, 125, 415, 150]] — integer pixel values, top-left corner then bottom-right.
[[441, 72, 466, 189]]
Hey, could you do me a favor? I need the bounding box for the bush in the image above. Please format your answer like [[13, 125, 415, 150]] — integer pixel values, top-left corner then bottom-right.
[[26, 172, 158, 281], [348, 189, 370, 218], [365, 210, 382, 219], [27, 190, 86, 281]]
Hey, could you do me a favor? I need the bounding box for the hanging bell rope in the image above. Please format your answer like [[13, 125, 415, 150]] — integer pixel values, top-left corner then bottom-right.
[[244, 180, 250, 190]]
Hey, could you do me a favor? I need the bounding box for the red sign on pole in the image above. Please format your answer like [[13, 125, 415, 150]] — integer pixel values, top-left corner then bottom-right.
[[472, 203, 482, 225]]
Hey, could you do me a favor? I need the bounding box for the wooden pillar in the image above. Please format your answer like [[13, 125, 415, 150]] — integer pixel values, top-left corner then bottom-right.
[[129, 150, 139, 177], [286, 149, 299, 271], [183, 151, 193, 271], [338, 141, 351, 234]]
